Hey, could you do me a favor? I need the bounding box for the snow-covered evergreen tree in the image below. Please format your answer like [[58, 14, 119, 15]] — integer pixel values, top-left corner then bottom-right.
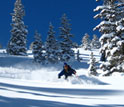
[[82, 33, 91, 50], [91, 34, 101, 49], [94, 0, 124, 75], [73, 42, 79, 49], [33, 31, 45, 63], [7, 0, 28, 56], [45, 22, 59, 64], [88, 52, 97, 76], [59, 14, 75, 62]]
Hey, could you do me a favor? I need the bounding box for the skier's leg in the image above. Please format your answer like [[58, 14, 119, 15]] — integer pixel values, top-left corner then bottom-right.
[[65, 75, 68, 80]]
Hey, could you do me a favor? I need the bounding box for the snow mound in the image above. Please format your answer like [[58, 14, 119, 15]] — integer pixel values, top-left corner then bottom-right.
[[66, 75, 108, 85], [79, 75, 108, 85]]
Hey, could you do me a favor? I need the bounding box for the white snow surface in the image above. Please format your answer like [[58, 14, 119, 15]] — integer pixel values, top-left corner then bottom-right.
[[0, 49, 124, 107]]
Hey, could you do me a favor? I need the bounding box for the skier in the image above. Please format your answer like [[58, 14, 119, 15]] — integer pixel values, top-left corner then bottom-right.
[[58, 63, 76, 79]]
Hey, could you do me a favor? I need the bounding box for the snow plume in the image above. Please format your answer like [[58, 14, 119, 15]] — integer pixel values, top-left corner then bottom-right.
[[31, 68, 59, 82], [0, 67, 31, 79], [0, 66, 107, 85], [0, 66, 59, 81]]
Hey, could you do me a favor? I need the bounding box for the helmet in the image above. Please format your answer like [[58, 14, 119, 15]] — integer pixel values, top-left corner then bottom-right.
[[64, 63, 68, 66]]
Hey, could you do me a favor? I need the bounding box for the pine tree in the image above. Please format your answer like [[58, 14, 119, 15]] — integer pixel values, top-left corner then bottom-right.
[[7, 0, 28, 56], [32, 31, 45, 63], [94, 0, 124, 75], [91, 34, 101, 49], [82, 33, 91, 50], [59, 14, 75, 62], [88, 52, 97, 76], [45, 22, 59, 64]]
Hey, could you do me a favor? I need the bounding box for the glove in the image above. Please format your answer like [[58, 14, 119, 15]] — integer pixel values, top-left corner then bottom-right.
[[74, 71, 76, 75]]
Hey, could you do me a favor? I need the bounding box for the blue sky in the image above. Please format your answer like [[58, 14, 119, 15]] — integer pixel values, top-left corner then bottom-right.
[[0, 0, 101, 48]]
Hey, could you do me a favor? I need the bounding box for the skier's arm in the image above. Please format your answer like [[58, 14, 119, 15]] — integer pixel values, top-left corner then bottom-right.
[[72, 69, 76, 75]]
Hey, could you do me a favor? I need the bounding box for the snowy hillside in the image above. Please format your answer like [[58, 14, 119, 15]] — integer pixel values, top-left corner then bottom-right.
[[0, 49, 124, 107]]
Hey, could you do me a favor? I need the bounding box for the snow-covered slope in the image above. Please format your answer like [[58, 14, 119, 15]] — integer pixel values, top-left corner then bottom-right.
[[0, 49, 124, 107]]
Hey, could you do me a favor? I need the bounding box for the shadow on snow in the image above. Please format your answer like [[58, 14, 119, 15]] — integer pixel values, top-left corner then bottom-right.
[[0, 96, 124, 107], [0, 82, 124, 107], [0, 82, 122, 96]]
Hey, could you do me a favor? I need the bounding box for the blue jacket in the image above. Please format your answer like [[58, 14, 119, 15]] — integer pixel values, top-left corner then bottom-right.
[[58, 65, 76, 79]]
